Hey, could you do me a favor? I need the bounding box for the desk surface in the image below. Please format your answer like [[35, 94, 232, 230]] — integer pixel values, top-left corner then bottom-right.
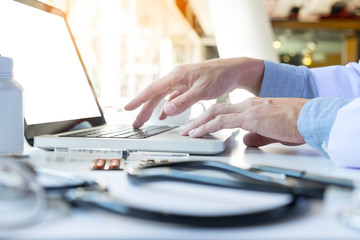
[[1, 135, 360, 240]]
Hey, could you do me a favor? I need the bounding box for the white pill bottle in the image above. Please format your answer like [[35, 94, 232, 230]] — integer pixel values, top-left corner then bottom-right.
[[0, 56, 24, 155]]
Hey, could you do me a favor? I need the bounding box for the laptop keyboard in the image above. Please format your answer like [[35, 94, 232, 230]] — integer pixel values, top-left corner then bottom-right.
[[60, 125, 177, 139]]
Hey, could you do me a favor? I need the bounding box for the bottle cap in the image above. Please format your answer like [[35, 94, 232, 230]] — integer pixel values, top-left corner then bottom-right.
[[0, 56, 13, 79]]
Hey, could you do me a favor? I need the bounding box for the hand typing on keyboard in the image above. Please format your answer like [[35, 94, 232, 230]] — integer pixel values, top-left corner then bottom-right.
[[124, 57, 306, 148]]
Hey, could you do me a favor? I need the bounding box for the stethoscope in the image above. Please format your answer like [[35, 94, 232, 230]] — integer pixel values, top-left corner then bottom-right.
[[36, 160, 334, 228], [4, 158, 354, 229]]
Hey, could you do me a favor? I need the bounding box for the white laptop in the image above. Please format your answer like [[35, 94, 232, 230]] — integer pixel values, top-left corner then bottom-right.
[[1, 0, 238, 155]]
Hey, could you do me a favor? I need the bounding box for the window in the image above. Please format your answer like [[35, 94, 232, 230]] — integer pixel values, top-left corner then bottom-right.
[[41, 0, 204, 114]]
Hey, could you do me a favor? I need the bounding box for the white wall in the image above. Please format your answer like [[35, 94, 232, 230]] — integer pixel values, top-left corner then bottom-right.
[[208, 0, 278, 62]]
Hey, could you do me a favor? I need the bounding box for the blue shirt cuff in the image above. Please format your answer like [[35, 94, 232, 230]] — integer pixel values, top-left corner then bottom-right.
[[259, 60, 318, 99], [297, 98, 353, 156]]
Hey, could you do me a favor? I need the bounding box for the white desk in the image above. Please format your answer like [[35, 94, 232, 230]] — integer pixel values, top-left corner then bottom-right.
[[1, 135, 360, 239]]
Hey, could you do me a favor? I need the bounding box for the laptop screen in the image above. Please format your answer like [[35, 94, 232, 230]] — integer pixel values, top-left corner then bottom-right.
[[0, 0, 105, 141]]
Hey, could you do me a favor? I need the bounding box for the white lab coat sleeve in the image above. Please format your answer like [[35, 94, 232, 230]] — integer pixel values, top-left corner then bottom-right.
[[310, 61, 360, 97], [298, 98, 353, 158], [261, 60, 360, 167], [307, 61, 360, 167], [327, 98, 360, 168]]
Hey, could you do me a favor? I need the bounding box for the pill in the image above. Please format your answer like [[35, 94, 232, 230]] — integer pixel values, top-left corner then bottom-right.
[[109, 158, 122, 170], [93, 158, 106, 170]]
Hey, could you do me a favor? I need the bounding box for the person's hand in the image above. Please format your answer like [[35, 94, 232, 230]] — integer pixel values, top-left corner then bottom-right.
[[180, 97, 309, 147], [124, 57, 265, 128]]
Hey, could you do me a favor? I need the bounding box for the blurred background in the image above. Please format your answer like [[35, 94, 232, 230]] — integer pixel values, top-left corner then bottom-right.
[[40, 0, 360, 120]]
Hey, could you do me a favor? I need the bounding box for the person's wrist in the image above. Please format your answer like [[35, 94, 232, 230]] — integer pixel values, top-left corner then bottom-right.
[[236, 57, 264, 95]]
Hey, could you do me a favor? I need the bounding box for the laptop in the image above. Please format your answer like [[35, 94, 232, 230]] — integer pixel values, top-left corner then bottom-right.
[[1, 0, 238, 155]]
